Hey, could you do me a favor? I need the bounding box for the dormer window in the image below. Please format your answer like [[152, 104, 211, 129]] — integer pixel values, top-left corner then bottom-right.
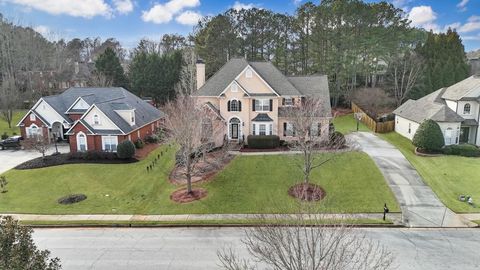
[[93, 114, 100, 125], [245, 68, 252, 78], [464, 103, 471, 114]]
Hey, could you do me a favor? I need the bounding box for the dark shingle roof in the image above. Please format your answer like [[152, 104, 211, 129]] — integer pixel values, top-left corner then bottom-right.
[[43, 87, 163, 134], [287, 76, 331, 117], [441, 75, 480, 101], [252, 113, 274, 122], [394, 88, 464, 123], [249, 62, 300, 96]]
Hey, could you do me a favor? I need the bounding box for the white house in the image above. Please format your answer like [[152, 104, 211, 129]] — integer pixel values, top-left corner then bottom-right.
[[393, 75, 480, 146]]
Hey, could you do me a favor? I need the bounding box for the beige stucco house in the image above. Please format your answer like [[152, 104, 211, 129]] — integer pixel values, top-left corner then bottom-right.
[[394, 75, 480, 146], [192, 58, 331, 145]]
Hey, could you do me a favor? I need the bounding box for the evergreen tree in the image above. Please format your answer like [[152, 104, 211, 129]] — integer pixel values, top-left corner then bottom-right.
[[95, 47, 128, 88]]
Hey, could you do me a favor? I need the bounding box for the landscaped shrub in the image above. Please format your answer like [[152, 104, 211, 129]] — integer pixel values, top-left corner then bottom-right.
[[145, 134, 159, 144], [117, 140, 136, 159], [1, 132, 8, 140], [412, 119, 444, 152], [443, 144, 480, 157], [247, 135, 280, 149], [329, 131, 346, 148], [134, 138, 144, 149]]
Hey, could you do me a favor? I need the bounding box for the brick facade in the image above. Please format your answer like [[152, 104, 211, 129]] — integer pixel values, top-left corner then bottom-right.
[[19, 112, 49, 139]]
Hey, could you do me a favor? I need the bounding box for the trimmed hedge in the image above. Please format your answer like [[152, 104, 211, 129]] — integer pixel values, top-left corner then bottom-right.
[[329, 131, 346, 148], [117, 140, 136, 159], [68, 150, 117, 160], [443, 144, 480, 157], [247, 135, 280, 149], [412, 119, 445, 152], [134, 138, 144, 149], [145, 134, 159, 144]]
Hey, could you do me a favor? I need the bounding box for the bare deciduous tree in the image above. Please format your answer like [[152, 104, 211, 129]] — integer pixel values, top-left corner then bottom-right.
[[353, 88, 395, 119], [0, 76, 20, 129], [174, 46, 197, 95], [163, 95, 221, 194], [88, 70, 113, 87], [218, 212, 395, 270], [283, 97, 336, 185], [387, 51, 424, 106], [22, 134, 50, 159]]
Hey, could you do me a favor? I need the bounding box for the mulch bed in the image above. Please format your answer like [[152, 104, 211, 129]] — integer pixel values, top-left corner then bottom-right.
[[135, 143, 161, 160], [15, 153, 138, 170], [414, 147, 443, 157], [58, 194, 87, 205], [288, 183, 326, 202], [170, 188, 208, 203], [240, 146, 290, 152], [170, 151, 234, 185]]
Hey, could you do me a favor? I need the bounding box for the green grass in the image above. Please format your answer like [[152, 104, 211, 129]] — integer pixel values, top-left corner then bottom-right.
[[380, 132, 480, 213], [0, 146, 399, 215], [19, 218, 394, 227], [333, 114, 369, 134], [0, 110, 27, 136], [474, 220, 480, 225]]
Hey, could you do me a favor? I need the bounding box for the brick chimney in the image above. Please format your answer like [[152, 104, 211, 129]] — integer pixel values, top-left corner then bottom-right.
[[196, 59, 205, 90]]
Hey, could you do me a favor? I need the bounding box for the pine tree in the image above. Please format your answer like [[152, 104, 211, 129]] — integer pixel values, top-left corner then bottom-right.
[[95, 47, 128, 88]]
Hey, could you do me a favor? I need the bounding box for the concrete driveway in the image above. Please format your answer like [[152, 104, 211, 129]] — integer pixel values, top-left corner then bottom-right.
[[0, 143, 70, 174], [348, 132, 473, 228]]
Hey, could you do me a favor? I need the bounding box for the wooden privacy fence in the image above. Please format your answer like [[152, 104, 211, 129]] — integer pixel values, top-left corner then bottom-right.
[[351, 102, 395, 133]]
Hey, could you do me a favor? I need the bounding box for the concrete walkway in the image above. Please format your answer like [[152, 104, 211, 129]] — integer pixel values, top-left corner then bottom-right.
[[1, 212, 402, 224], [348, 132, 475, 228]]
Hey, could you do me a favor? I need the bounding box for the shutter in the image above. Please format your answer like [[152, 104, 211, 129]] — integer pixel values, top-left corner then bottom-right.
[[252, 99, 256, 111], [317, 123, 321, 136], [292, 98, 295, 105], [282, 98, 285, 105], [227, 101, 231, 112], [253, 123, 256, 135], [269, 99, 273, 111], [239, 101, 242, 111], [283, 122, 287, 137], [293, 124, 296, 137]]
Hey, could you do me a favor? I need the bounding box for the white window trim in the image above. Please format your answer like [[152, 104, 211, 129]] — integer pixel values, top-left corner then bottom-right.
[[284, 97, 294, 106], [286, 122, 294, 137], [463, 103, 471, 115], [228, 117, 242, 140], [229, 99, 240, 112], [255, 99, 270, 112], [30, 114, 36, 121], [102, 135, 118, 152], [252, 121, 273, 136], [27, 124, 39, 138], [77, 131, 87, 152], [93, 114, 100, 125], [245, 68, 253, 78]]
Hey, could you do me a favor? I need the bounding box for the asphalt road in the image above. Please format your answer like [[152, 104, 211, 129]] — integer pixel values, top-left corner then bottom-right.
[[33, 227, 480, 270]]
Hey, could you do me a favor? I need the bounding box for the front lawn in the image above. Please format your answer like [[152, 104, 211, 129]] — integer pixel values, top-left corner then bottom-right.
[[0, 110, 27, 136], [0, 146, 399, 214], [333, 114, 369, 134], [380, 132, 480, 213]]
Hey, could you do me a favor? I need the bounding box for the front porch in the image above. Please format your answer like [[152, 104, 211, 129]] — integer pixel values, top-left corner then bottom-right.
[[460, 119, 478, 145]]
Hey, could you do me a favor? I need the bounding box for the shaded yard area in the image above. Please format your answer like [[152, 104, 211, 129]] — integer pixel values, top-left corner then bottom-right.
[[0, 146, 399, 214], [333, 113, 369, 134], [0, 110, 27, 136], [380, 132, 480, 213]]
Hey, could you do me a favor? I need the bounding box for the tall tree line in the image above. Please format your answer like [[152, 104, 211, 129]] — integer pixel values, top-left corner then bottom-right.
[[194, 0, 469, 106]]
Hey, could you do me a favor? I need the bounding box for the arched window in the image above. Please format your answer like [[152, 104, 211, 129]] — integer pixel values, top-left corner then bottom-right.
[[77, 132, 87, 152], [27, 124, 39, 138], [93, 114, 100, 125], [227, 100, 242, 112], [464, 103, 471, 114]]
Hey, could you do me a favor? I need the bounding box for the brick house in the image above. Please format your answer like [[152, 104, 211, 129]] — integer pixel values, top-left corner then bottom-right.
[[17, 87, 164, 153]]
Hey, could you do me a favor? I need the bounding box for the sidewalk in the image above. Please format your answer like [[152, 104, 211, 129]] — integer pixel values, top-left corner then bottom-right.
[[1, 213, 402, 224]]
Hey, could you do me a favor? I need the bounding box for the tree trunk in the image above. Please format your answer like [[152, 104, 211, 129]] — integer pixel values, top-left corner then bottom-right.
[[186, 156, 193, 194]]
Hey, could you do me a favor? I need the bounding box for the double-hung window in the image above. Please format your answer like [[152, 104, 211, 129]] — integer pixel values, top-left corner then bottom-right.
[[102, 136, 118, 152], [255, 99, 270, 111], [259, 124, 266, 135]]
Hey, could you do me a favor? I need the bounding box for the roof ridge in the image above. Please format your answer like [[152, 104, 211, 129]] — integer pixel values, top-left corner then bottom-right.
[[197, 58, 248, 93], [248, 61, 299, 95]]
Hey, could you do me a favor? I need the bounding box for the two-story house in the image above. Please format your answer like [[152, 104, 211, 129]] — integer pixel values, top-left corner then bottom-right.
[[192, 58, 331, 145], [17, 87, 164, 153], [394, 75, 480, 146]]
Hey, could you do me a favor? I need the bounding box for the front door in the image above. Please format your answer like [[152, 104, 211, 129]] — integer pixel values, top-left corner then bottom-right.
[[460, 127, 470, 143], [231, 123, 239, 139]]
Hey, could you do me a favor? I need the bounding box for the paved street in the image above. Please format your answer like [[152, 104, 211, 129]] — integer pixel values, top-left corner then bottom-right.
[[0, 143, 70, 174], [33, 227, 480, 270], [348, 132, 473, 228]]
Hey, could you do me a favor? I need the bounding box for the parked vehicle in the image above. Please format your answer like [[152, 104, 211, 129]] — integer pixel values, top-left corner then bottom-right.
[[0, 135, 23, 150]]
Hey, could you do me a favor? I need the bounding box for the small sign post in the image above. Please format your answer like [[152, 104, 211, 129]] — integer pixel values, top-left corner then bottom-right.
[[354, 112, 364, 132]]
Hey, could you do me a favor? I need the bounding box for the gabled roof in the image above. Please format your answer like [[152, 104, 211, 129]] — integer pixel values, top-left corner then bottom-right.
[[192, 58, 329, 99], [441, 75, 480, 101], [287, 75, 331, 117], [394, 88, 464, 123], [34, 87, 164, 135]]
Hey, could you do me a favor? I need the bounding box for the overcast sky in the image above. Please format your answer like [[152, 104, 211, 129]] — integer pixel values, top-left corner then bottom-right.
[[0, 0, 479, 51]]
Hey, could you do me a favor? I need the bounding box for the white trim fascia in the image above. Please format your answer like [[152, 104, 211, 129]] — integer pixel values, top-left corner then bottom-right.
[[37, 99, 70, 127], [234, 65, 280, 97], [125, 118, 162, 135], [16, 97, 45, 126], [64, 96, 86, 113], [76, 131, 88, 152], [65, 119, 96, 135], [80, 104, 126, 135], [218, 80, 250, 97]]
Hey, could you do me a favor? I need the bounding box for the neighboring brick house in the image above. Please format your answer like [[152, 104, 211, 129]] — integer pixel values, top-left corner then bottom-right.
[[17, 87, 164, 153], [192, 58, 332, 145]]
